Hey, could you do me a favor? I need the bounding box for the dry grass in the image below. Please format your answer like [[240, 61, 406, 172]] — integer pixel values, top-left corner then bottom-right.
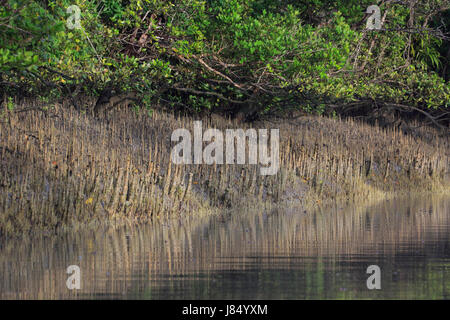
[[0, 99, 448, 236]]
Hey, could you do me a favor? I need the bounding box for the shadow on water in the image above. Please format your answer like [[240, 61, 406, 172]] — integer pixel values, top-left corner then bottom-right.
[[0, 195, 449, 299]]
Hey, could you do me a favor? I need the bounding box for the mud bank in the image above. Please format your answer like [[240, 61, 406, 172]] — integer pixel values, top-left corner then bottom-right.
[[0, 101, 448, 236]]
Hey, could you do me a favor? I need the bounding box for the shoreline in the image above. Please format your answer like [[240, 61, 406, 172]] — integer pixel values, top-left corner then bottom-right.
[[0, 100, 449, 237]]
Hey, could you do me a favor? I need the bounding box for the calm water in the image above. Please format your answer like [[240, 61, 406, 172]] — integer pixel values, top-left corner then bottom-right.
[[0, 195, 449, 299]]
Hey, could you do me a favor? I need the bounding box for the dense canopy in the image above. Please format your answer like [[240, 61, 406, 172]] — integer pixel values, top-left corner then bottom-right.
[[1, 0, 449, 124]]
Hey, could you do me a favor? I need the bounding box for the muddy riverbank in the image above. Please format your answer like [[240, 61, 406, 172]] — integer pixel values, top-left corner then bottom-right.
[[0, 100, 449, 236]]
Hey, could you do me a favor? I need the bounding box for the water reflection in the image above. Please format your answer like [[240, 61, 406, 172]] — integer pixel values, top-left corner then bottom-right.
[[0, 195, 449, 299]]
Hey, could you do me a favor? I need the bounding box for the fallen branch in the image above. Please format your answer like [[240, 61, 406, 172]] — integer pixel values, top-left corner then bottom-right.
[[172, 87, 249, 105], [384, 103, 449, 132]]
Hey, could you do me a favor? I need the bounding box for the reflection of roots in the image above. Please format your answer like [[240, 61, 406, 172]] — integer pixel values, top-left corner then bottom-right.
[[0, 195, 448, 299]]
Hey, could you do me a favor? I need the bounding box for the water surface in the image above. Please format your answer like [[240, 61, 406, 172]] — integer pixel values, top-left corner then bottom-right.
[[1, 195, 449, 299]]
